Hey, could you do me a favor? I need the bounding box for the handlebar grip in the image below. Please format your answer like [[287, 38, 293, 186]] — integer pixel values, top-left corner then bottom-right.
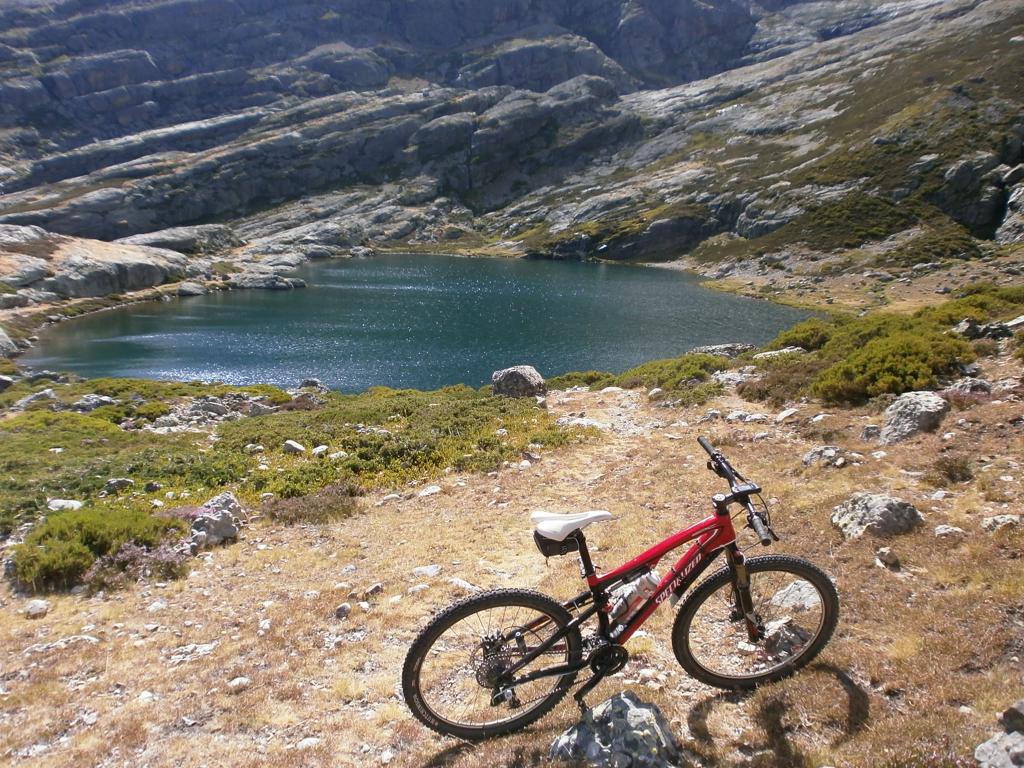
[[697, 436, 716, 457], [750, 513, 773, 546]]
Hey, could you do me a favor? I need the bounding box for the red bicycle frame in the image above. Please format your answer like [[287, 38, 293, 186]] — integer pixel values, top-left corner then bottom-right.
[[587, 509, 739, 642]]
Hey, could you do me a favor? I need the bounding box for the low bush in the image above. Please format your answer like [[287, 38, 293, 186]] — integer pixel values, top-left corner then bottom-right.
[[546, 370, 616, 390], [613, 353, 728, 392], [13, 508, 186, 590], [83, 541, 190, 593], [262, 481, 362, 525], [811, 330, 970, 403], [926, 454, 974, 487], [768, 317, 834, 352]]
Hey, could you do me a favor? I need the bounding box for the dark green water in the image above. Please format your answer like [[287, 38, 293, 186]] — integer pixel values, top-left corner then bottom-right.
[[21, 254, 808, 392]]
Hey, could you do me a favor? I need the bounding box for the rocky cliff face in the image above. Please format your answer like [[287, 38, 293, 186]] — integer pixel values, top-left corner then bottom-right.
[[0, 0, 1022, 315]]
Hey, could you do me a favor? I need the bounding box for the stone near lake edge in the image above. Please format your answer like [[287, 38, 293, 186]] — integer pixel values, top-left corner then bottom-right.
[[492, 365, 547, 397]]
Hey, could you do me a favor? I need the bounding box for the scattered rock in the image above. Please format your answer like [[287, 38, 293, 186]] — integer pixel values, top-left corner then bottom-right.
[[334, 603, 352, 620], [945, 377, 992, 396], [982, 515, 1020, 532], [492, 365, 547, 397], [71, 394, 117, 412], [752, 346, 806, 360], [12, 388, 56, 410], [25, 599, 50, 619], [311, 445, 329, 457], [447, 577, 480, 593], [417, 485, 442, 498], [954, 318, 1013, 340], [875, 547, 900, 569], [412, 564, 442, 578], [104, 477, 135, 493], [296, 737, 322, 751], [177, 281, 208, 297], [831, 493, 922, 539], [283, 439, 306, 454], [47, 498, 83, 511], [975, 699, 1024, 768], [688, 343, 754, 357], [880, 391, 949, 444], [227, 676, 252, 694], [802, 446, 849, 468], [775, 407, 799, 423], [934, 525, 966, 541], [550, 690, 684, 767], [862, 424, 881, 441]]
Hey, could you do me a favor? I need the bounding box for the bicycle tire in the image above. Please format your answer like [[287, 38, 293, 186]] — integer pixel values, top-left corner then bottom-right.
[[402, 588, 583, 740], [672, 554, 839, 690]]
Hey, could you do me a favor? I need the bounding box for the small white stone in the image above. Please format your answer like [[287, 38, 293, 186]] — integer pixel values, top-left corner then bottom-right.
[[47, 499, 83, 511], [296, 737, 321, 750], [775, 407, 799, 423], [24, 599, 50, 619], [412, 564, 442, 578], [282, 440, 306, 454], [417, 485, 442, 498], [227, 676, 252, 693], [138, 691, 156, 703], [311, 445, 328, 457], [328, 451, 348, 460]]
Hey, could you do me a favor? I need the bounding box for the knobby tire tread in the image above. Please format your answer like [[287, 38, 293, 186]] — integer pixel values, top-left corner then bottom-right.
[[402, 588, 583, 740], [671, 554, 839, 690]]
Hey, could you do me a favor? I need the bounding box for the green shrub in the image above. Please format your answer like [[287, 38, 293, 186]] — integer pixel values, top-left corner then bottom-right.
[[613, 353, 728, 392], [811, 330, 969, 403], [12, 507, 186, 591], [768, 317, 834, 352], [14, 539, 95, 591], [546, 370, 616, 390]]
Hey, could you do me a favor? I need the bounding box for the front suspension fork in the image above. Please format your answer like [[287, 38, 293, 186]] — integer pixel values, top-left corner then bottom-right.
[[726, 546, 764, 642]]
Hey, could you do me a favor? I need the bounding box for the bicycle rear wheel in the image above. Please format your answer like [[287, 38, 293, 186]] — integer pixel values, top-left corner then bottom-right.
[[672, 555, 838, 690], [402, 588, 583, 740]]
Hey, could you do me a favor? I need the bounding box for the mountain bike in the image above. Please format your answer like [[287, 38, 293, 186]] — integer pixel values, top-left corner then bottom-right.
[[401, 437, 839, 740]]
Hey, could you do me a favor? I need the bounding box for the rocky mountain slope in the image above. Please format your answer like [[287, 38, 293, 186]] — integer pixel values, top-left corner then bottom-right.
[[0, 0, 1022, 345]]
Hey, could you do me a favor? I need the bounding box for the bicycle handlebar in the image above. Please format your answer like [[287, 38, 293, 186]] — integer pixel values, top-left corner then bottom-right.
[[698, 436, 775, 546]]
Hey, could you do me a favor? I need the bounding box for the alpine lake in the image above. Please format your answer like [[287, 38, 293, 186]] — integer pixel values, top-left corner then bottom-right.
[[21, 253, 810, 391]]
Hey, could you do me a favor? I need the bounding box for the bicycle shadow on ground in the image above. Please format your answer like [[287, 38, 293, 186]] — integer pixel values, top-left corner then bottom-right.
[[687, 663, 870, 766]]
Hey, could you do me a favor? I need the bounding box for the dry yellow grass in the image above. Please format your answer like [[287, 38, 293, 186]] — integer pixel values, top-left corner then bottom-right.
[[1, 350, 1022, 767]]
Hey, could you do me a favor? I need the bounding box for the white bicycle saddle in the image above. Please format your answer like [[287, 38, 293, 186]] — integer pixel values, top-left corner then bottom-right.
[[530, 510, 613, 542]]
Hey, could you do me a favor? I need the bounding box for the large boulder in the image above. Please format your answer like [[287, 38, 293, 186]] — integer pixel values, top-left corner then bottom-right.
[[831, 493, 922, 539], [550, 691, 685, 768], [189, 492, 245, 550], [492, 365, 546, 397], [879, 391, 949, 444]]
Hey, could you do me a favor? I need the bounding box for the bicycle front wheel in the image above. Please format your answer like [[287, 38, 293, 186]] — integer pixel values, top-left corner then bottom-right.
[[672, 555, 839, 690], [402, 588, 583, 740]]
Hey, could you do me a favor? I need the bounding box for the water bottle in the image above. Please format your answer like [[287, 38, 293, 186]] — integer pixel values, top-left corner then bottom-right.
[[608, 571, 661, 624]]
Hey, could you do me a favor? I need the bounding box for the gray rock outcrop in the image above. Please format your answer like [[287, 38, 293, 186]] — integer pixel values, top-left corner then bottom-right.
[[550, 691, 685, 768], [116, 224, 241, 255], [831, 493, 922, 539], [975, 700, 1024, 768], [0, 327, 17, 357], [492, 365, 546, 397], [879, 392, 950, 444]]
